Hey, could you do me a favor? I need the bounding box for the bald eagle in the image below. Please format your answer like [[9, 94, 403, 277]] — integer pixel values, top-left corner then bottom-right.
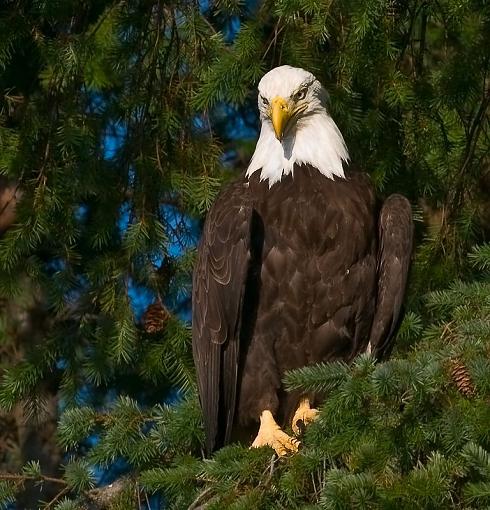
[[193, 66, 413, 456]]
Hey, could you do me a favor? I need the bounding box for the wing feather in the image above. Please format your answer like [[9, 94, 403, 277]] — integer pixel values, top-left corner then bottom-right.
[[369, 194, 413, 359], [192, 179, 252, 454]]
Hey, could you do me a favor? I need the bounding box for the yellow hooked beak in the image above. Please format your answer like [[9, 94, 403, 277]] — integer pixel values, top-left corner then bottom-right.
[[271, 96, 291, 141]]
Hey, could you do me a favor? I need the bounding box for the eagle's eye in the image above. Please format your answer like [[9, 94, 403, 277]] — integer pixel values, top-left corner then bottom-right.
[[260, 95, 269, 106], [293, 87, 308, 102]]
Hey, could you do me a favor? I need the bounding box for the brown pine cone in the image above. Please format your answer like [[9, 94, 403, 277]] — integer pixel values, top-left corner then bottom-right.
[[449, 358, 475, 398], [143, 302, 170, 334]]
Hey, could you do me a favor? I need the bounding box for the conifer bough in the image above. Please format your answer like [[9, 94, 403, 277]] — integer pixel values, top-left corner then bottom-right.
[[0, 0, 489, 508]]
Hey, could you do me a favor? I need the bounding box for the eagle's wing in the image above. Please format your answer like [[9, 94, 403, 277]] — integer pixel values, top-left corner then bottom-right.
[[369, 194, 413, 359], [192, 179, 252, 455]]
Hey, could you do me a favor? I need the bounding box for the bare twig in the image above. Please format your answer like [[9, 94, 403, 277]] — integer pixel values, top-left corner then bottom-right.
[[262, 20, 285, 62], [0, 472, 67, 486], [188, 487, 213, 510], [446, 87, 490, 220], [44, 486, 70, 509], [415, 2, 428, 76]]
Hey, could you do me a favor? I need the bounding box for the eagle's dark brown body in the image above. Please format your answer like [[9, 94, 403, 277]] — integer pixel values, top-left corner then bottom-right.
[[192, 165, 413, 454]]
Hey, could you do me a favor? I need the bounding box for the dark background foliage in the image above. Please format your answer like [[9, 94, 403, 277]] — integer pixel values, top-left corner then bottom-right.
[[0, 0, 489, 508]]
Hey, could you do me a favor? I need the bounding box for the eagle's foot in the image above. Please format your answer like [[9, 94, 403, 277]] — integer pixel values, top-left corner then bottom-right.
[[292, 398, 319, 436], [251, 410, 300, 456]]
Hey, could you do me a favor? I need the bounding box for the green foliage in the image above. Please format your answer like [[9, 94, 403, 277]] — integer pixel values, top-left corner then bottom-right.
[[0, 0, 488, 508], [64, 459, 95, 492], [53, 500, 80, 510], [149, 398, 204, 456], [469, 243, 490, 271], [21, 460, 41, 479], [140, 456, 202, 508], [0, 481, 16, 510], [284, 360, 350, 393], [158, 262, 489, 508], [58, 407, 98, 449]]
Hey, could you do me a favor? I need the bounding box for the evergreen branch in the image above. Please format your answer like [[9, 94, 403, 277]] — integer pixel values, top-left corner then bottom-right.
[[0, 472, 133, 510], [446, 87, 490, 221], [1, 1, 489, 508], [469, 243, 490, 270], [187, 486, 213, 510], [396, 0, 426, 68], [284, 361, 350, 393], [86, 1, 124, 40], [44, 486, 70, 510], [464, 481, 490, 504], [86, 477, 131, 508], [261, 20, 285, 62], [0, 472, 66, 486], [415, 2, 428, 77]]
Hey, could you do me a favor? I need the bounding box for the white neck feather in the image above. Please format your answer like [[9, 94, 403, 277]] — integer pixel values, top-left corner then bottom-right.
[[246, 112, 349, 187]]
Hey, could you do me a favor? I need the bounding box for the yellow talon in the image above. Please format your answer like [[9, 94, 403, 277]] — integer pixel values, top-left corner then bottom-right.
[[251, 410, 300, 456], [292, 398, 319, 436]]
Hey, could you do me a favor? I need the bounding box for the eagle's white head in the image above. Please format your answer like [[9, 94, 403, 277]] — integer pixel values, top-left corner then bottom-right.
[[246, 65, 349, 186]]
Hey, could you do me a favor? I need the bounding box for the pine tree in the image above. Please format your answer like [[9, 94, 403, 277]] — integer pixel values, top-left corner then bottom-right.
[[0, 0, 489, 508]]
